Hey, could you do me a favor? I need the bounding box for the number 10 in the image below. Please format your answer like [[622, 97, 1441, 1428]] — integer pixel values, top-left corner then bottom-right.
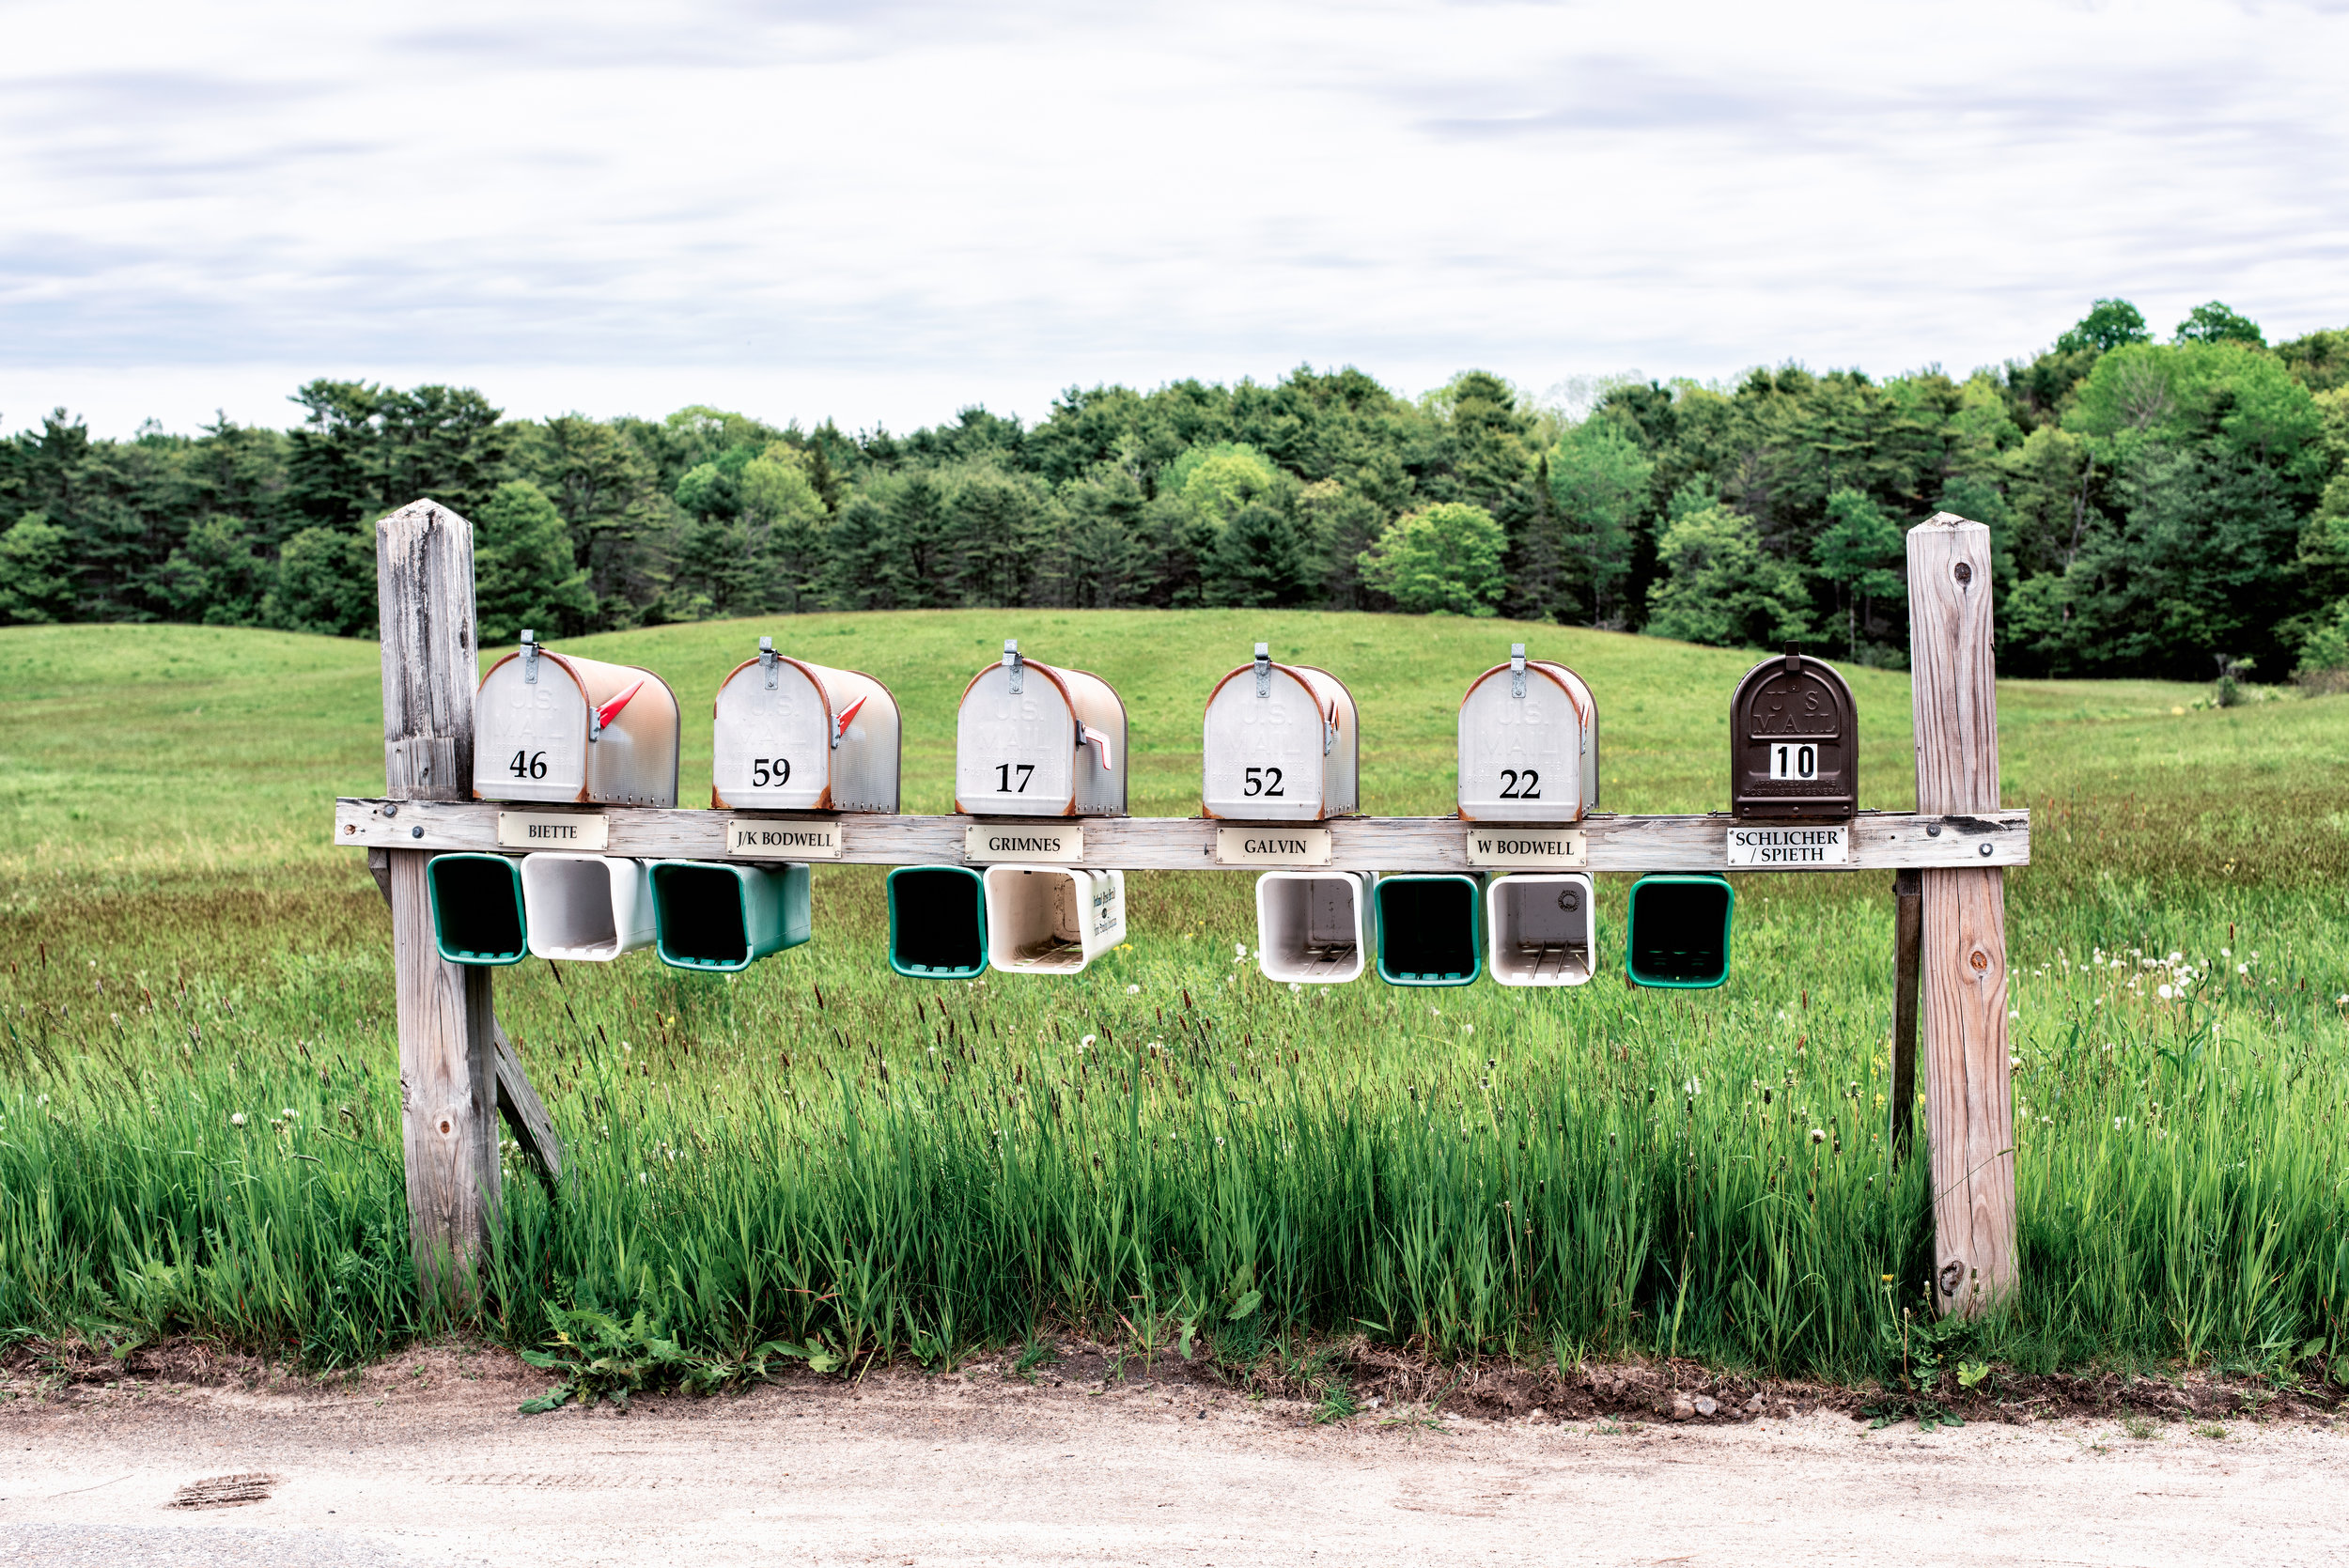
[[1770, 743, 1818, 781]]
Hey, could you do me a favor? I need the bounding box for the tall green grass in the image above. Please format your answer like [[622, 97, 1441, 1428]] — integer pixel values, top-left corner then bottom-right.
[[2, 616, 2345, 1383]]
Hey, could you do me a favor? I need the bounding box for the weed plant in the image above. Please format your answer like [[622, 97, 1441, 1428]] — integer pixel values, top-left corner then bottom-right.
[[2, 616, 2345, 1389]]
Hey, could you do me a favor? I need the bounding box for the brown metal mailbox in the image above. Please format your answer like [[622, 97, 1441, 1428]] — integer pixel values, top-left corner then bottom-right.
[[1730, 650, 1856, 820], [474, 631, 680, 807]]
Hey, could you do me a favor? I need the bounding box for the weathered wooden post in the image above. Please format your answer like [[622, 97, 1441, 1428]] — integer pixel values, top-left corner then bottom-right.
[[376, 498, 498, 1305], [1889, 866, 1921, 1162], [1906, 512, 2015, 1316]]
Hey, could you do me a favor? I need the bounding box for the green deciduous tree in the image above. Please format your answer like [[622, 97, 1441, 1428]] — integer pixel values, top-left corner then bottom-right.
[[1357, 502, 1505, 615], [2055, 299, 2151, 354], [474, 480, 594, 643], [0, 512, 75, 623], [261, 525, 374, 636], [1644, 505, 1812, 649], [1547, 418, 1654, 627], [2173, 301, 2264, 347], [1812, 488, 1906, 657]]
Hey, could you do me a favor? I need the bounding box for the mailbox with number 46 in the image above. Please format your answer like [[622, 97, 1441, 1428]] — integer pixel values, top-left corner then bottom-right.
[[474, 631, 680, 806], [711, 638, 901, 813], [956, 641, 1127, 816], [1730, 649, 1857, 820]]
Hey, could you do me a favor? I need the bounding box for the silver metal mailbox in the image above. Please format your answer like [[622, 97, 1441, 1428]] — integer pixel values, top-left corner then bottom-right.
[[1456, 644, 1597, 822], [1202, 644, 1359, 822], [474, 631, 680, 807], [955, 641, 1127, 817], [711, 638, 901, 813]]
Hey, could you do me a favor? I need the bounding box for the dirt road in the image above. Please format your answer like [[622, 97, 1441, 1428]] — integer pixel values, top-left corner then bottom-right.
[[2, 1347, 2342, 1567]]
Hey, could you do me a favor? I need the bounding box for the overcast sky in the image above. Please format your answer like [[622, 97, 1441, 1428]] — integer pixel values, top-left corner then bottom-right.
[[4, 0, 2345, 438]]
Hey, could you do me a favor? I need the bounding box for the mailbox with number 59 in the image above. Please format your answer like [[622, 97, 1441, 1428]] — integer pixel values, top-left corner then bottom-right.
[[1202, 644, 1359, 821], [711, 638, 901, 813], [1730, 649, 1856, 820], [956, 641, 1127, 817], [474, 631, 680, 806], [1456, 645, 1598, 822]]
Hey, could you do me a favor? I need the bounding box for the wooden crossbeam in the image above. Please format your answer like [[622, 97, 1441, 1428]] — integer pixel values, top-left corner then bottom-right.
[[334, 799, 2028, 873]]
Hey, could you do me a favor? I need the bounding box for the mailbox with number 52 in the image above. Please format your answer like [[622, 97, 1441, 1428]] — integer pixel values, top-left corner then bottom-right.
[[1201, 644, 1360, 821], [1730, 649, 1857, 820], [474, 631, 679, 807]]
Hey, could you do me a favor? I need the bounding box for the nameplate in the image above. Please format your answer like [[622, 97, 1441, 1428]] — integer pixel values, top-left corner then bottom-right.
[[726, 818, 845, 861], [496, 811, 609, 850], [965, 825, 1083, 863], [1463, 828, 1587, 869], [1725, 824, 1849, 867], [1214, 827, 1332, 866]]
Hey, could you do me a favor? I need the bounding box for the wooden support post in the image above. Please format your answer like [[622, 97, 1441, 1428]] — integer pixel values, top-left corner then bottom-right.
[[1890, 867, 1921, 1163], [1907, 512, 2015, 1317], [377, 499, 498, 1305]]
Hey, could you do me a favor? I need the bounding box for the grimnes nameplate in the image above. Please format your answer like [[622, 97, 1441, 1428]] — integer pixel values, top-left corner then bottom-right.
[[1215, 827, 1332, 867], [1725, 824, 1849, 867], [497, 811, 610, 851], [1464, 829, 1588, 869], [726, 818, 845, 861], [965, 825, 1083, 863]]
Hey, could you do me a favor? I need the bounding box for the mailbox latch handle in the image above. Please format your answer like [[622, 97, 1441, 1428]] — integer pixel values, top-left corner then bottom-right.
[[1510, 644, 1527, 699], [521, 629, 539, 686], [1003, 639, 1023, 696], [1254, 642, 1271, 698], [1784, 644, 1803, 675], [759, 635, 778, 691]]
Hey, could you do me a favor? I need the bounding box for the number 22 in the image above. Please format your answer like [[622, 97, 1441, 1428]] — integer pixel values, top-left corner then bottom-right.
[[1497, 768, 1540, 799]]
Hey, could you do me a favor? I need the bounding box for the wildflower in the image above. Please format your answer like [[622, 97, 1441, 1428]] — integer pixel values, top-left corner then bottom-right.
[[1808, 1128, 1825, 1143], [2237, 964, 2248, 975], [2009, 1056, 2023, 1068], [1683, 1078, 1703, 1097], [2220, 947, 2231, 958], [2156, 985, 2173, 1001], [1462, 1024, 1474, 1035], [1289, 983, 1301, 995], [1881, 1274, 1895, 1283], [230, 1112, 246, 1126], [1081, 1034, 1096, 1048], [1235, 943, 1246, 958], [282, 1108, 297, 1119], [638, 1172, 648, 1184], [621, 1042, 631, 1053], [2008, 1010, 2019, 1020], [2113, 1118, 2126, 1128], [1215, 1137, 1224, 1145], [1127, 985, 1141, 995]]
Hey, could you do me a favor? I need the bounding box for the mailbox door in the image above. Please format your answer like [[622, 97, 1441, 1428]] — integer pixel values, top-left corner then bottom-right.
[[956, 661, 1076, 815], [823, 668, 901, 814], [1731, 655, 1855, 819], [578, 658, 679, 808], [1203, 661, 1333, 821], [476, 652, 592, 802], [713, 656, 837, 811], [1456, 661, 1592, 822], [1056, 668, 1128, 815]]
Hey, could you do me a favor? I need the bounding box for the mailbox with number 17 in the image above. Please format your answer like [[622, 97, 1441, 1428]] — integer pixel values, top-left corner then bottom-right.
[[1730, 649, 1857, 820], [955, 641, 1128, 816]]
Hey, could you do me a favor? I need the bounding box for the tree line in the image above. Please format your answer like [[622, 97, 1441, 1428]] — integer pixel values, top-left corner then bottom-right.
[[4, 297, 2345, 681]]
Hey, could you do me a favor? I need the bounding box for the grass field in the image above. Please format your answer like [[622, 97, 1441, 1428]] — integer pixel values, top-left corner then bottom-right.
[[2, 613, 2345, 1395]]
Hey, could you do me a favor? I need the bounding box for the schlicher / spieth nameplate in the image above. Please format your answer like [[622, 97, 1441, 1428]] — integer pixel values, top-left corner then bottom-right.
[[1725, 824, 1849, 866], [496, 811, 610, 850], [965, 824, 1084, 863], [726, 818, 845, 861], [1215, 827, 1332, 867], [1464, 828, 1588, 869]]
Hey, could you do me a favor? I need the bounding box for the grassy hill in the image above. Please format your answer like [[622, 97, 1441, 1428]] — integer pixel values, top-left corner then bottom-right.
[[2, 614, 2344, 1390]]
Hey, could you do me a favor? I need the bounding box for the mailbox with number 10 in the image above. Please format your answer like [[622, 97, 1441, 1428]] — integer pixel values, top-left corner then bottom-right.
[[1729, 649, 1857, 820]]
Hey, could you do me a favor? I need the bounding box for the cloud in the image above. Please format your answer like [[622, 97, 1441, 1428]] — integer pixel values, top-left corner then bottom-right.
[[2, 0, 2345, 436]]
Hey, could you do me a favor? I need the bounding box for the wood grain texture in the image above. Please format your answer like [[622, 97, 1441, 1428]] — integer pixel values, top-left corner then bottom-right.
[[1890, 868, 1921, 1163], [388, 846, 497, 1305], [1907, 512, 2016, 1316], [376, 499, 496, 1302], [333, 800, 2029, 872], [493, 1020, 565, 1190]]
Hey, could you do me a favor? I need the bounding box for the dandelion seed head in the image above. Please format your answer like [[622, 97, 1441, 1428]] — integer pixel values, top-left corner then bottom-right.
[[229, 1112, 246, 1126], [1808, 1127, 1825, 1143], [1126, 985, 1141, 995]]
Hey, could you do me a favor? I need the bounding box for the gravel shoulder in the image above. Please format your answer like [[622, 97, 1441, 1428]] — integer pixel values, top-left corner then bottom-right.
[[2, 1345, 2344, 1567]]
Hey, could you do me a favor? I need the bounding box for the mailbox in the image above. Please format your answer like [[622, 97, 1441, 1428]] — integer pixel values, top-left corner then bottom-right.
[[428, 853, 528, 967], [1485, 872, 1595, 987], [956, 641, 1126, 816], [1202, 644, 1359, 821], [1624, 874, 1734, 989], [1373, 874, 1484, 986], [1730, 650, 1856, 820], [475, 631, 680, 807], [887, 865, 988, 979], [1254, 871, 1372, 984], [1457, 645, 1598, 822], [711, 638, 900, 813], [649, 860, 811, 972], [983, 865, 1127, 975], [520, 852, 657, 962]]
